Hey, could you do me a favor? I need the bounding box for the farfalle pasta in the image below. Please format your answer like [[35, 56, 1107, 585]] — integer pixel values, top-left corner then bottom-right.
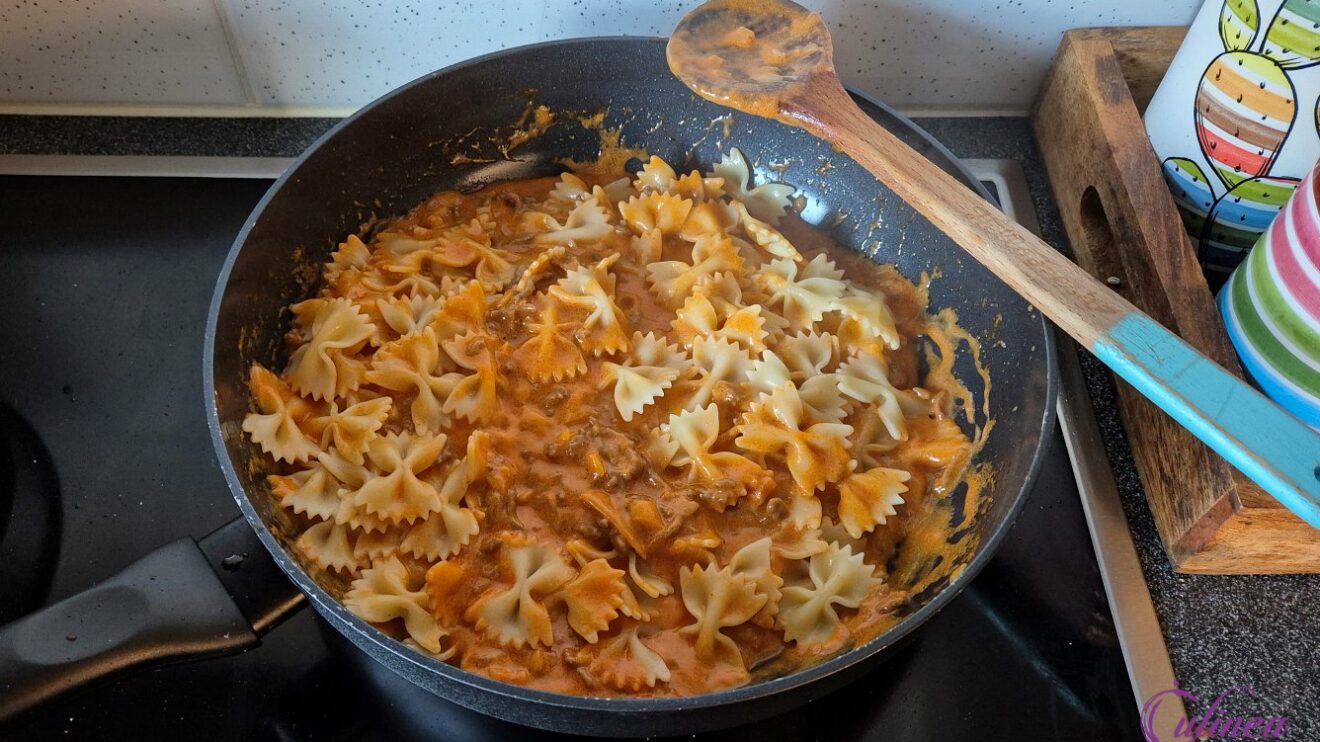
[[243, 147, 981, 696]]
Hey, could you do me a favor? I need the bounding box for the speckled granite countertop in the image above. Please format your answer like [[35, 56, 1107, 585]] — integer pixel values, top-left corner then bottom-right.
[[2, 114, 1316, 732]]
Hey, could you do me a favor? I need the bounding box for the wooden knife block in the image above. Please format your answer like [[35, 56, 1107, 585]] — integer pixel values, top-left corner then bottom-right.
[[1032, 27, 1320, 573]]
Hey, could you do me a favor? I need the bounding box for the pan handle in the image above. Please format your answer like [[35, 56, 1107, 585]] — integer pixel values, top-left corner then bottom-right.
[[0, 517, 304, 725]]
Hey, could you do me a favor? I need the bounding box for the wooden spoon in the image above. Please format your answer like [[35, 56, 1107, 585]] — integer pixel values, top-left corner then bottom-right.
[[668, 0, 1320, 527]]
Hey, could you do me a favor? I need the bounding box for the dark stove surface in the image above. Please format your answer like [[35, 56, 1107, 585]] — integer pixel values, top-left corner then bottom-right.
[[0, 175, 1139, 741]]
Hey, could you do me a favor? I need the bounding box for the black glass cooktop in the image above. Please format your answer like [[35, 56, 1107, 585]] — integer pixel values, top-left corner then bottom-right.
[[0, 175, 1140, 741]]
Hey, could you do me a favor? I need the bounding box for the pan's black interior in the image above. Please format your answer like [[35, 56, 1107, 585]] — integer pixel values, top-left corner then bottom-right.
[[0, 403, 62, 623], [205, 39, 1054, 734]]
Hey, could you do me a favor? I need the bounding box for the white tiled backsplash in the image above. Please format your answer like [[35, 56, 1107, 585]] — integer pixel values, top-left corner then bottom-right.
[[0, 0, 1200, 115]]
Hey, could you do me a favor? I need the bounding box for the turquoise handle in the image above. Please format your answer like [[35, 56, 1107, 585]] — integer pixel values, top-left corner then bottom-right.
[[1093, 314, 1320, 529]]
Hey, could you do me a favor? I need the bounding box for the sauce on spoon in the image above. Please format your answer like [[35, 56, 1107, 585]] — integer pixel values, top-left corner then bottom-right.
[[666, 0, 831, 120]]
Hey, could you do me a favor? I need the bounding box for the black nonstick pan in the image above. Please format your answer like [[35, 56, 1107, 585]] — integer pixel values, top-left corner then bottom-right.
[[0, 38, 1055, 736]]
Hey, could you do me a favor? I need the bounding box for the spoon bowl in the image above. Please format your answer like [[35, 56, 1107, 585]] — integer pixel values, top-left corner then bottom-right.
[[667, 0, 831, 117]]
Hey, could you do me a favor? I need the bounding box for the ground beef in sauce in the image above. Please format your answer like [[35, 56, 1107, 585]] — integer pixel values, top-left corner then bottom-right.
[[249, 164, 981, 699]]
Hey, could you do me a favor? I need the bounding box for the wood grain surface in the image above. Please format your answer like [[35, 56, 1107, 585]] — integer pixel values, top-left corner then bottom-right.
[[1032, 28, 1320, 573], [779, 72, 1136, 350]]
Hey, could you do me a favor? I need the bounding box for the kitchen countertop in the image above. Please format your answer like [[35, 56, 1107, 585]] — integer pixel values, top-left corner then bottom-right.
[[2, 113, 1316, 733]]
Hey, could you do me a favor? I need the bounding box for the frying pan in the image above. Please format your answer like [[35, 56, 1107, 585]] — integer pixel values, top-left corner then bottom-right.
[[0, 39, 1055, 736]]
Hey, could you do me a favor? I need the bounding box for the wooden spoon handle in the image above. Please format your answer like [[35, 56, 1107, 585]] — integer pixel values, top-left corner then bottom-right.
[[782, 79, 1320, 527]]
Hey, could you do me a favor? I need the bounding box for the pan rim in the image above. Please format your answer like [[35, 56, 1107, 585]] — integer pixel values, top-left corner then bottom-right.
[[204, 35, 1059, 718]]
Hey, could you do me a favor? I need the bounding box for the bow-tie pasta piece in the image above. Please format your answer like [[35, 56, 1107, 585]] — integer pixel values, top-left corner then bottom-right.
[[647, 233, 744, 309], [286, 297, 375, 401], [400, 436, 483, 561], [837, 467, 910, 540], [295, 518, 361, 574], [585, 624, 672, 692], [375, 293, 444, 344], [679, 562, 767, 673], [600, 331, 689, 422], [832, 283, 900, 351], [331, 484, 395, 539], [322, 235, 374, 299], [317, 447, 372, 490], [780, 542, 882, 646], [727, 537, 784, 629], [635, 155, 678, 191], [375, 229, 439, 262], [732, 201, 803, 262], [380, 223, 515, 290], [735, 382, 854, 494], [773, 524, 830, 561], [661, 403, 774, 510], [702, 271, 753, 315], [346, 555, 452, 657], [837, 352, 927, 441], [777, 332, 838, 378], [360, 269, 444, 300], [819, 515, 868, 556], [619, 192, 694, 236], [350, 431, 448, 525], [767, 491, 829, 561], [678, 201, 736, 247], [547, 254, 631, 356], [374, 230, 452, 278], [531, 200, 614, 245], [756, 255, 847, 331], [268, 464, 339, 523], [644, 427, 682, 470], [468, 538, 577, 649], [308, 396, 391, 465], [553, 558, 629, 643], [632, 155, 722, 201], [431, 280, 489, 343], [618, 583, 654, 624], [746, 348, 792, 400], [629, 552, 675, 600], [549, 172, 595, 207], [671, 291, 768, 352], [599, 177, 633, 205], [351, 526, 404, 565], [242, 364, 320, 464], [711, 147, 795, 224], [439, 331, 503, 424], [630, 228, 664, 265], [796, 374, 849, 425], [675, 169, 727, 203], [687, 335, 754, 410], [719, 370, 840, 450], [512, 296, 588, 383], [548, 170, 621, 213], [365, 328, 462, 435]]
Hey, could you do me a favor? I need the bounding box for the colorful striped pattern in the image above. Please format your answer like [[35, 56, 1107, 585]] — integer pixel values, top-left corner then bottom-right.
[[1202, 174, 1299, 272], [1162, 157, 1215, 242], [1262, 0, 1320, 69], [1195, 51, 1294, 188], [1221, 163, 1320, 428], [1219, 0, 1260, 51]]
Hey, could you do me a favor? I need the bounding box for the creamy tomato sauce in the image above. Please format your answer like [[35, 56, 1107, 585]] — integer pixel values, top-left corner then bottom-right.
[[246, 155, 983, 698]]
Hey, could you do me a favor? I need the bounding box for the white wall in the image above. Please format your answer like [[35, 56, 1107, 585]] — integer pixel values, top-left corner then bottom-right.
[[0, 0, 1201, 115]]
